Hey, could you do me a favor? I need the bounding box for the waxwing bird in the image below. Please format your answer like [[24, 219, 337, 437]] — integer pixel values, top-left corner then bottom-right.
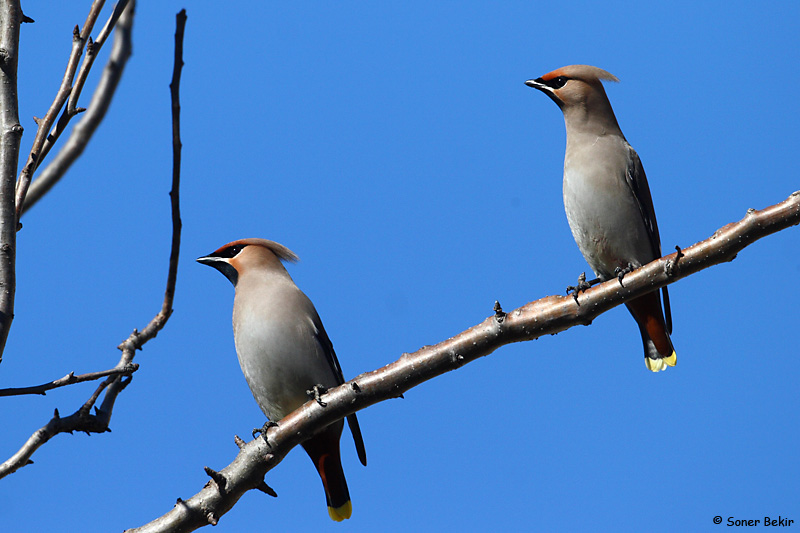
[[525, 65, 676, 372], [197, 238, 367, 521]]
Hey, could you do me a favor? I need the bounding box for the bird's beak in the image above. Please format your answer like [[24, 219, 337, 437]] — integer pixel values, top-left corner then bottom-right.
[[524, 78, 548, 91], [196, 254, 219, 266]]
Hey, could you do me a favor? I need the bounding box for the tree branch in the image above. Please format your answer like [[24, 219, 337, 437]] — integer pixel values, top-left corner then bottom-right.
[[128, 191, 800, 532], [14, 0, 130, 220], [0, 1, 133, 363], [0, 374, 132, 477], [66, 0, 129, 116], [164, 7, 185, 324], [0, 1, 23, 364], [0, 1, 184, 480], [23, 0, 134, 214], [0, 363, 138, 397]]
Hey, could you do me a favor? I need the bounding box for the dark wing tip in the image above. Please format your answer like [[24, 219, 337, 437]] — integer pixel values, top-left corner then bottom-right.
[[347, 414, 367, 466]]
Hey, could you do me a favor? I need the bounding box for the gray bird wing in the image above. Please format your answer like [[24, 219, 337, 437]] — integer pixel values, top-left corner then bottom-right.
[[625, 147, 673, 333], [313, 316, 368, 466]]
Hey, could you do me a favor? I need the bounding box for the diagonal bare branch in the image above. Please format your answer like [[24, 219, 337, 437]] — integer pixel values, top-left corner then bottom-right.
[[23, 0, 134, 214], [0, 1, 24, 364], [14, 0, 131, 220], [128, 191, 800, 532], [66, 0, 129, 116]]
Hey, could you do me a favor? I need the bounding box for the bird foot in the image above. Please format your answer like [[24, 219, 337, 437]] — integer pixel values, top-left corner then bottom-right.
[[253, 420, 279, 447], [566, 272, 595, 304], [614, 263, 635, 285], [307, 384, 328, 407]]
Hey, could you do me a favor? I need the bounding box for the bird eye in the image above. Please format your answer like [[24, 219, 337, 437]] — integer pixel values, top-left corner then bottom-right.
[[551, 76, 569, 89], [217, 244, 245, 258]]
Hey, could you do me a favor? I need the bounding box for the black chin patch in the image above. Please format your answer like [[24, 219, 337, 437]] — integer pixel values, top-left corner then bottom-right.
[[197, 257, 239, 286], [214, 262, 239, 286]]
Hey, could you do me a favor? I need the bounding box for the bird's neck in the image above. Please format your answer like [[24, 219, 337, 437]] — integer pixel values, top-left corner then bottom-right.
[[562, 99, 624, 144]]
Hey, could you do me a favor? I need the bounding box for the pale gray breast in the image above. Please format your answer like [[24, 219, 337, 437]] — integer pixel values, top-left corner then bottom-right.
[[563, 134, 655, 279], [232, 276, 340, 421]]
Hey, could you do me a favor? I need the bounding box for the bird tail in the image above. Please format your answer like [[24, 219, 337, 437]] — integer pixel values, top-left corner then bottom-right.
[[302, 422, 353, 521], [625, 292, 677, 372], [643, 337, 677, 372]]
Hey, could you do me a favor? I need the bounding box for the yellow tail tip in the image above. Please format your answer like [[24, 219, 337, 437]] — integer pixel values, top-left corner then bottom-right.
[[328, 501, 352, 522], [645, 351, 677, 372]]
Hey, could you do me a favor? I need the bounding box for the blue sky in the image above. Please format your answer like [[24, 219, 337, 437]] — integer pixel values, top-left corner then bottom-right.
[[1, 2, 798, 531]]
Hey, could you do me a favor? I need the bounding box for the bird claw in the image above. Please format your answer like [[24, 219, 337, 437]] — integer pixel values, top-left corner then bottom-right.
[[253, 420, 279, 447], [306, 384, 328, 407], [614, 263, 634, 286], [566, 272, 592, 304]]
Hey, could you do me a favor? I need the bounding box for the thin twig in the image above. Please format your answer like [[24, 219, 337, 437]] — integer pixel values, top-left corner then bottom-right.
[[0, 379, 120, 475], [116, 8, 184, 354], [165, 8, 184, 323], [0, 1, 185, 480], [67, 0, 129, 116], [14, 0, 119, 220], [0, 1, 24, 364], [0, 363, 138, 397], [128, 191, 800, 533], [92, 4, 185, 448], [23, 0, 134, 214]]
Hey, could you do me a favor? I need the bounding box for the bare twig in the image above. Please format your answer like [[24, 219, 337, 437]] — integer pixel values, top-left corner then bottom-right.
[[0, 1, 24, 364], [100, 4, 185, 430], [0, 363, 138, 397], [67, 0, 129, 116], [165, 7, 185, 323], [113, 4, 184, 355], [14, 0, 131, 220], [0, 2, 184, 480], [23, 0, 134, 214], [128, 191, 800, 533], [0, 374, 128, 476]]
